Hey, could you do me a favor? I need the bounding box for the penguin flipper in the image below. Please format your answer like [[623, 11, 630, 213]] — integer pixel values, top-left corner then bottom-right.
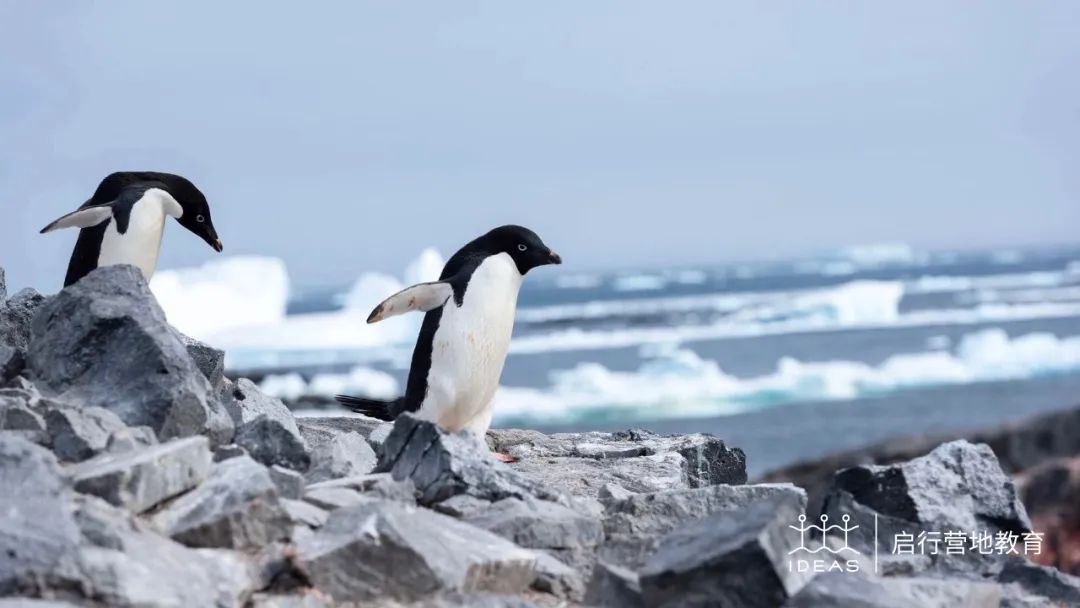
[[40, 204, 114, 233], [335, 395, 400, 421], [367, 282, 454, 324]]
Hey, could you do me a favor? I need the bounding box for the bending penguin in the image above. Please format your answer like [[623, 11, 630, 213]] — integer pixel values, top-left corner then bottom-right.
[[40, 171, 223, 287], [336, 225, 562, 461]]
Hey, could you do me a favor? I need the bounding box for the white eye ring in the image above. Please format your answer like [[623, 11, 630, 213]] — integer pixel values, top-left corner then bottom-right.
[[518, 244, 527, 252], [196, 214, 205, 223]]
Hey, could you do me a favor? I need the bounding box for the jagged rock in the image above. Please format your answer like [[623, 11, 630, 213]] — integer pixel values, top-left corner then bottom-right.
[[585, 561, 644, 608], [531, 551, 586, 601], [0, 436, 82, 596], [0, 288, 47, 352], [283, 499, 329, 529], [598, 482, 635, 503], [0, 344, 24, 384], [214, 443, 249, 461], [786, 572, 1003, 607], [512, 452, 688, 499], [377, 415, 557, 506], [43, 402, 129, 462], [305, 472, 416, 504], [434, 494, 493, 518], [68, 436, 211, 513], [488, 428, 747, 487], [73, 495, 258, 607], [303, 486, 370, 511], [178, 331, 225, 388], [601, 483, 807, 568], [270, 464, 306, 499], [0, 394, 46, 434], [26, 266, 220, 441], [639, 494, 810, 608], [295, 500, 538, 602], [300, 423, 376, 483], [104, 425, 158, 454], [827, 440, 1031, 534], [297, 415, 393, 450], [464, 497, 603, 550], [223, 378, 309, 471], [997, 560, 1080, 605], [153, 455, 291, 550]]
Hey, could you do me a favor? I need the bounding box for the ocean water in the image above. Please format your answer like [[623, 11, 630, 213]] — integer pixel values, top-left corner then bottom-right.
[[150, 244, 1080, 462]]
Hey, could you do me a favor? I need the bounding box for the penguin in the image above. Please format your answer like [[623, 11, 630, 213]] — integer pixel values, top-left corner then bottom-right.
[[40, 171, 223, 287], [336, 225, 562, 461]]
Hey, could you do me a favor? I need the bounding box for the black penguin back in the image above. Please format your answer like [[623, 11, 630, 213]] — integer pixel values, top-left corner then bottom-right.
[[63, 220, 111, 287]]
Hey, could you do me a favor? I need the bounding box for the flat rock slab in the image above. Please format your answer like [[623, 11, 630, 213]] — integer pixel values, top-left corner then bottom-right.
[[300, 424, 376, 483], [27, 266, 218, 441], [298, 415, 392, 447], [640, 493, 810, 608], [68, 436, 211, 514], [786, 572, 1003, 607], [464, 497, 603, 550], [153, 455, 290, 550], [43, 402, 129, 462], [296, 500, 538, 602], [512, 452, 688, 499], [377, 415, 557, 506], [305, 472, 416, 503]]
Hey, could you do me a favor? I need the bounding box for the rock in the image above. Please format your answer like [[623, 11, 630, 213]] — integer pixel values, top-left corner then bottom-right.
[[153, 455, 291, 550], [26, 266, 219, 441], [434, 494, 493, 518], [0, 288, 48, 352], [73, 495, 258, 607], [297, 415, 393, 449], [598, 482, 635, 503], [303, 486, 370, 511], [214, 443, 249, 461], [786, 572, 1003, 607], [639, 494, 810, 608], [0, 394, 46, 434], [0, 344, 25, 384], [997, 560, 1080, 605], [377, 415, 557, 506], [283, 499, 329, 529], [512, 452, 688, 500], [601, 483, 807, 569], [177, 331, 225, 388], [68, 436, 211, 513], [300, 423, 376, 483], [411, 594, 542, 607], [0, 436, 82, 596], [269, 464, 306, 499], [464, 497, 603, 550], [223, 378, 310, 471], [488, 427, 747, 487], [249, 592, 334, 608], [305, 472, 416, 503], [295, 500, 538, 602], [531, 551, 585, 601], [0, 266, 5, 300], [104, 425, 158, 453], [42, 402, 128, 462], [827, 440, 1031, 535], [585, 561, 644, 608]]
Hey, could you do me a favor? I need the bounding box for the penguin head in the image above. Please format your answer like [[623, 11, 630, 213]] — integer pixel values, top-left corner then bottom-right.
[[481, 225, 562, 274], [153, 173, 224, 253]]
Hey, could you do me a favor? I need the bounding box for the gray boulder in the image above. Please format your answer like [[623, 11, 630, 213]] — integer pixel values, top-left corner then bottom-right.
[[0, 394, 46, 435], [464, 497, 603, 550], [0, 288, 48, 352], [295, 500, 537, 602], [297, 415, 393, 450], [786, 572, 1003, 607], [997, 560, 1080, 606], [601, 483, 807, 569], [488, 427, 747, 487], [585, 561, 644, 608], [531, 551, 585, 601], [377, 414, 557, 506], [222, 379, 309, 471], [300, 423, 376, 483], [68, 436, 211, 513], [269, 464, 305, 500], [305, 472, 416, 503], [177, 331, 225, 388], [303, 486, 371, 511], [512, 451, 688, 499], [0, 344, 24, 384], [43, 402, 129, 462], [0, 436, 82, 596], [283, 499, 329, 529], [153, 455, 291, 550], [639, 494, 811, 608], [26, 266, 220, 441]]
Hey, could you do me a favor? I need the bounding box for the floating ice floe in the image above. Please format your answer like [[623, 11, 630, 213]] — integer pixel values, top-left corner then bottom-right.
[[261, 367, 399, 401]]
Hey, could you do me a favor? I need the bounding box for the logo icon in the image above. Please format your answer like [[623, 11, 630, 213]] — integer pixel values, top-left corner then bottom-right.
[[788, 514, 860, 556], [787, 512, 876, 574]]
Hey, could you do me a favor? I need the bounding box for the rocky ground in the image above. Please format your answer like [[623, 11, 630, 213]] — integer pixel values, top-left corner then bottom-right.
[[1, 264, 1079, 607]]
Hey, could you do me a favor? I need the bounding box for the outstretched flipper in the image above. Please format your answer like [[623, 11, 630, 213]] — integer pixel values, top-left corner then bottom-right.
[[335, 395, 402, 421], [40, 203, 115, 233], [367, 281, 454, 323]]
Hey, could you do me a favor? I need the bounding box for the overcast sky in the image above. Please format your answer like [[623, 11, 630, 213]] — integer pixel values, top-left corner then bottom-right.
[[2, 2, 1078, 291]]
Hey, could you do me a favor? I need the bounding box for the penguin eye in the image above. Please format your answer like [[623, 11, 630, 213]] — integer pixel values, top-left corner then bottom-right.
[[517, 244, 528, 252], [196, 214, 205, 223]]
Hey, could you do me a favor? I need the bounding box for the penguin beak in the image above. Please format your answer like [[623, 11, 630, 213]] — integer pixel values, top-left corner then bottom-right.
[[212, 239, 224, 253], [547, 251, 563, 265]]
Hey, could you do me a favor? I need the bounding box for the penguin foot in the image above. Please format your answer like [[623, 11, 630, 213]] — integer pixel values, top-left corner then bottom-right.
[[493, 452, 519, 464]]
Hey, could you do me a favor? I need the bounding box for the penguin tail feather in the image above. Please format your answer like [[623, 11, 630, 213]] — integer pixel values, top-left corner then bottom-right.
[[335, 395, 398, 421]]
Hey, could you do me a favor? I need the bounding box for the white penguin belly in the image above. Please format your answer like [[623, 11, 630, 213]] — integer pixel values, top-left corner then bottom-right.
[[419, 253, 523, 435], [96, 190, 172, 281]]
